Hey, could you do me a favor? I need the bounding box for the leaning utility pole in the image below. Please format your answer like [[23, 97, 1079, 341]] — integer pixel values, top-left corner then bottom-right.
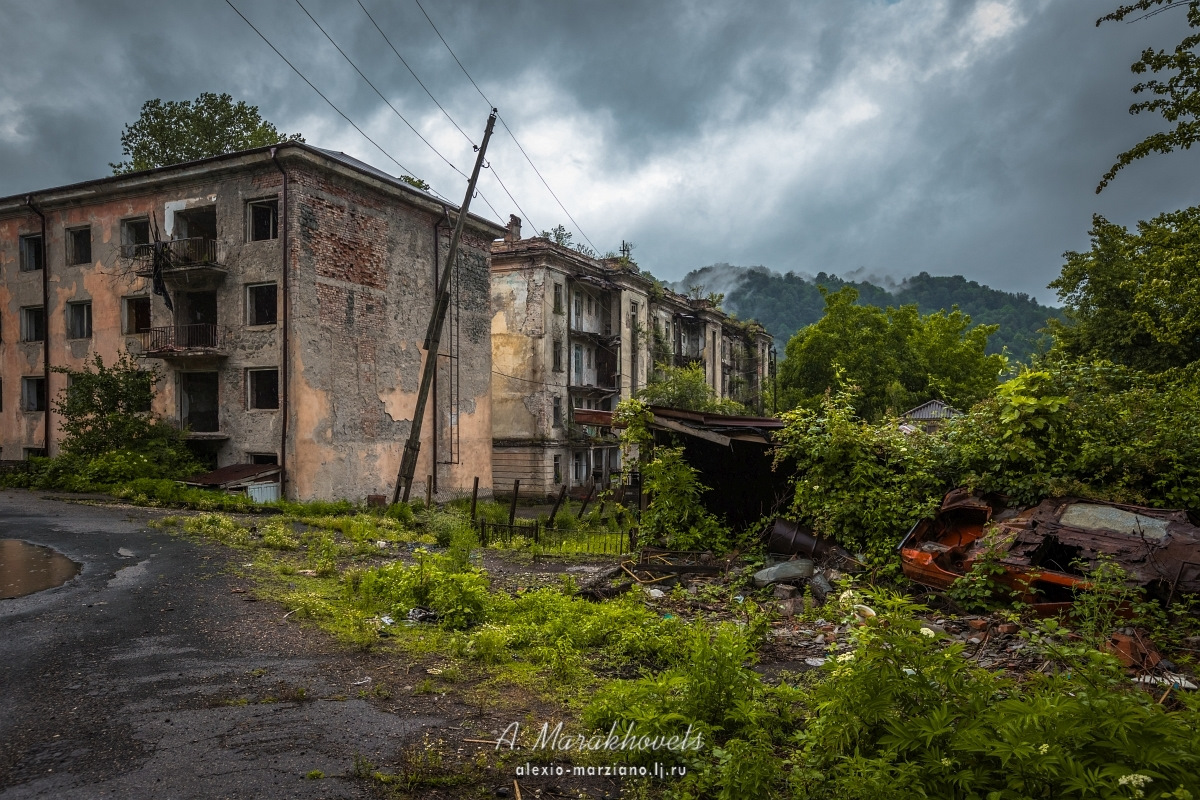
[[392, 110, 497, 504]]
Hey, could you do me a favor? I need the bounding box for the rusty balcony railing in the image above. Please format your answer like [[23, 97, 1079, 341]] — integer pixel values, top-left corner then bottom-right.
[[126, 238, 223, 271], [140, 324, 225, 356]]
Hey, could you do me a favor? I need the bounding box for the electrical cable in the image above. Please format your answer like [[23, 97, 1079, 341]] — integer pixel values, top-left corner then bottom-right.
[[224, 0, 440, 199], [292, 0, 504, 222], [355, 0, 540, 231], [411, 0, 598, 252]]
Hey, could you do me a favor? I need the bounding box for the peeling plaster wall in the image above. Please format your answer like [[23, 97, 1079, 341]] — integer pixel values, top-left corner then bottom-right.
[[0, 170, 286, 462], [286, 158, 495, 502], [1, 148, 501, 502]]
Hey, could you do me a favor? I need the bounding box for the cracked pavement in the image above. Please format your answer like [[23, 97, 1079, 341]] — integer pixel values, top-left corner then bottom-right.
[[0, 490, 444, 799]]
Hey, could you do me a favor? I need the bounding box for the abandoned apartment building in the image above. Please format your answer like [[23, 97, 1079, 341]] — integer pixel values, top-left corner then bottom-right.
[[0, 143, 503, 501], [490, 219, 773, 498]]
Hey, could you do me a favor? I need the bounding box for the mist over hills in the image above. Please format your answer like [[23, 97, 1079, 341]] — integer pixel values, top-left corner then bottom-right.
[[671, 264, 1064, 362]]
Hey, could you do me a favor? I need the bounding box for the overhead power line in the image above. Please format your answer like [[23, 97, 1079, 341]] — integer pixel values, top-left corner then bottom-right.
[[292, 0, 504, 223], [354, 0, 540, 231], [411, 0, 599, 252], [224, 0, 433, 196]]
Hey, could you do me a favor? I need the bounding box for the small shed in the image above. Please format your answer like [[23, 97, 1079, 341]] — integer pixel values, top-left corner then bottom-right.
[[902, 399, 962, 431], [184, 463, 281, 502]]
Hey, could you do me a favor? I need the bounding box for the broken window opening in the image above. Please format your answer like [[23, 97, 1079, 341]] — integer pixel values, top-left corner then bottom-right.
[[67, 227, 92, 265], [178, 291, 218, 326], [247, 198, 279, 242], [552, 340, 564, 373], [24, 448, 47, 460], [174, 206, 217, 242], [124, 297, 151, 334], [553, 283, 564, 314], [67, 301, 92, 339], [20, 307, 45, 342], [553, 454, 562, 484], [120, 218, 150, 258], [552, 396, 563, 427], [21, 377, 46, 412], [19, 235, 43, 272], [179, 372, 219, 432], [248, 452, 279, 465], [248, 368, 280, 410], [247, 283, 278, 326]]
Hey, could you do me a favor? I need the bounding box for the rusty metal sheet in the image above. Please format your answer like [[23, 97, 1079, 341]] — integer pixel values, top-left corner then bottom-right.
[[900, 489, 1200, 604]]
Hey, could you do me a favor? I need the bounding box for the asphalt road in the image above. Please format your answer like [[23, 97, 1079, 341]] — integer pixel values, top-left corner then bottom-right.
[[0, 490, 445, 800]]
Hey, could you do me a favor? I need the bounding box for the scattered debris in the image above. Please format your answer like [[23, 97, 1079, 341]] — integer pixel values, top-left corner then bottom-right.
[[407, 607, 439, 624], [753, 559, 814, 588], [900, 489, 1200, 611]]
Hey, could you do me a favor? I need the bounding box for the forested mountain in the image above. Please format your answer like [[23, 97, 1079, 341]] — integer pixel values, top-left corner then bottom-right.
[[673, 265, 1063, 362]]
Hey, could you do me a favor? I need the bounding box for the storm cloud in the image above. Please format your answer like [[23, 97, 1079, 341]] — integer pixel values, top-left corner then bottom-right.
[[1, 0, 1195, 303]]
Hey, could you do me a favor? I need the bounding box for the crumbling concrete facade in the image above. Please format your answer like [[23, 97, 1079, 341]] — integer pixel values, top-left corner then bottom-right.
[[0, 144, 502, 502], [490, 220, 772, 497]]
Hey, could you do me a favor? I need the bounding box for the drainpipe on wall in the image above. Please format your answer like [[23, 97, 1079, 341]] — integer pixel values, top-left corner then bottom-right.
[[430, 206, 451, 495], [269, 149, 290, 498], [25, 196, 49, 456]]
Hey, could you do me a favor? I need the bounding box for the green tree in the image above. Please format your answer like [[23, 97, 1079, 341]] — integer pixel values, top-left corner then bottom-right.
[[111, 92, 304, 174], [52, 353, 191, 462], [638, 363, 746, 414], [1051, 208, 1200, 370], [1097, 0, 1200, 191], [777, 287, 1005, 420]]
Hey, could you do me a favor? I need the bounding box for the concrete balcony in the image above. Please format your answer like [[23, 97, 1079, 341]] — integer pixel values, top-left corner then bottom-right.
[[139, 324, 228, 360]]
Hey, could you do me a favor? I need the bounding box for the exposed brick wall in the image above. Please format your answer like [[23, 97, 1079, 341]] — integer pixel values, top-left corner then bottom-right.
[[299, 196, 388, 290], [316, 282, 385, 330]]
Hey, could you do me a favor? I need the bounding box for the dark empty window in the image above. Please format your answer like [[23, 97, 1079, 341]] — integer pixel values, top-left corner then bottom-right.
[[552, 340, 563, 372], [67, 302, 92, 339], [21, 377, 46, 412], [21, 307, 44, 342], [180, 372, 219, 432], [125, 297, 151, 334], [248, 369, 279, 410], [24, 448, 46, 460], [19, 235, 43, 272], [121, 219, 150, 258], [68, 228, 92, 265], [247, 284, 277, 326], [248, 452, 278, 465], [552, 396, 562, 427], [553, 454, 562, 483], [248, 199, 278, 241], [553, 283, 564, 314]]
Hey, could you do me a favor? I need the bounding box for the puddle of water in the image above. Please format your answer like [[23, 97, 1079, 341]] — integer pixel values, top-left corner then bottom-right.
[[0, 539, 82, 599]]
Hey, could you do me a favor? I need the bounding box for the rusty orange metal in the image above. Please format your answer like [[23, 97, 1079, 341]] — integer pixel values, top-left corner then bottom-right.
[[899, 489, 1200, 611]]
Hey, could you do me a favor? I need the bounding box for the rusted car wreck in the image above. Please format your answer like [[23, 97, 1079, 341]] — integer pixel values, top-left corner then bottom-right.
[[899, 489, 1200, 611]]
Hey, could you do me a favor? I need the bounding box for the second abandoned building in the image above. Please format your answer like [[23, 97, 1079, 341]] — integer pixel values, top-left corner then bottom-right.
[[490, 219, 773, 497], [0, 143, 502, 500]]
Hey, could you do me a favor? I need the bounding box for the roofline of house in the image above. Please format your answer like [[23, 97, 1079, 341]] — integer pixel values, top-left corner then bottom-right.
[[0, 142, 505, 238]]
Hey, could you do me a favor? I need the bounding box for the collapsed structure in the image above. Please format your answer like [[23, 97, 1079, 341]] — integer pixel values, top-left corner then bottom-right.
[[900, 489, 1200, 611], [489, 220, 773, 497], [0, 144, 503, 501]]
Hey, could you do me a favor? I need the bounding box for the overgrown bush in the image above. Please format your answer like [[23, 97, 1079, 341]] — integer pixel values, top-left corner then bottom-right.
[[773, 387, 950, 563], [348, 549, 490, 629], [788, 592, 1200, 800], [948, 359, 1200, 507], [640, 447, 731, 551]]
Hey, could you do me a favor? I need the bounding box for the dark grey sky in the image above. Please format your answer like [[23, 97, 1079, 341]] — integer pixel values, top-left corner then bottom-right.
[[1, 0, 1196, 303]]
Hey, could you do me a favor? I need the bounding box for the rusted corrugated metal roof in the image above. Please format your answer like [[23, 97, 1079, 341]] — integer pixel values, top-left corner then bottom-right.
[[185, 463, 281, 488]]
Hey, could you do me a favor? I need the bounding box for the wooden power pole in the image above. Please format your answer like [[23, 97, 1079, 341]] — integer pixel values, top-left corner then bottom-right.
[[392, 110, 497, 504]]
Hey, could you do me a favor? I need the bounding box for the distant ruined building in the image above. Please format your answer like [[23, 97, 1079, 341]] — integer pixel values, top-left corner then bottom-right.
[[490, 217, 772, 498]]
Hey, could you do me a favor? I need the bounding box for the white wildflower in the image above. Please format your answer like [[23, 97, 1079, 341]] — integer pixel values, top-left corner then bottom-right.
[[940, 758, 952, 767], [1037, 744, 1049, 755], [919, 627, 936, 638], [836, 652, 855, 663]]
